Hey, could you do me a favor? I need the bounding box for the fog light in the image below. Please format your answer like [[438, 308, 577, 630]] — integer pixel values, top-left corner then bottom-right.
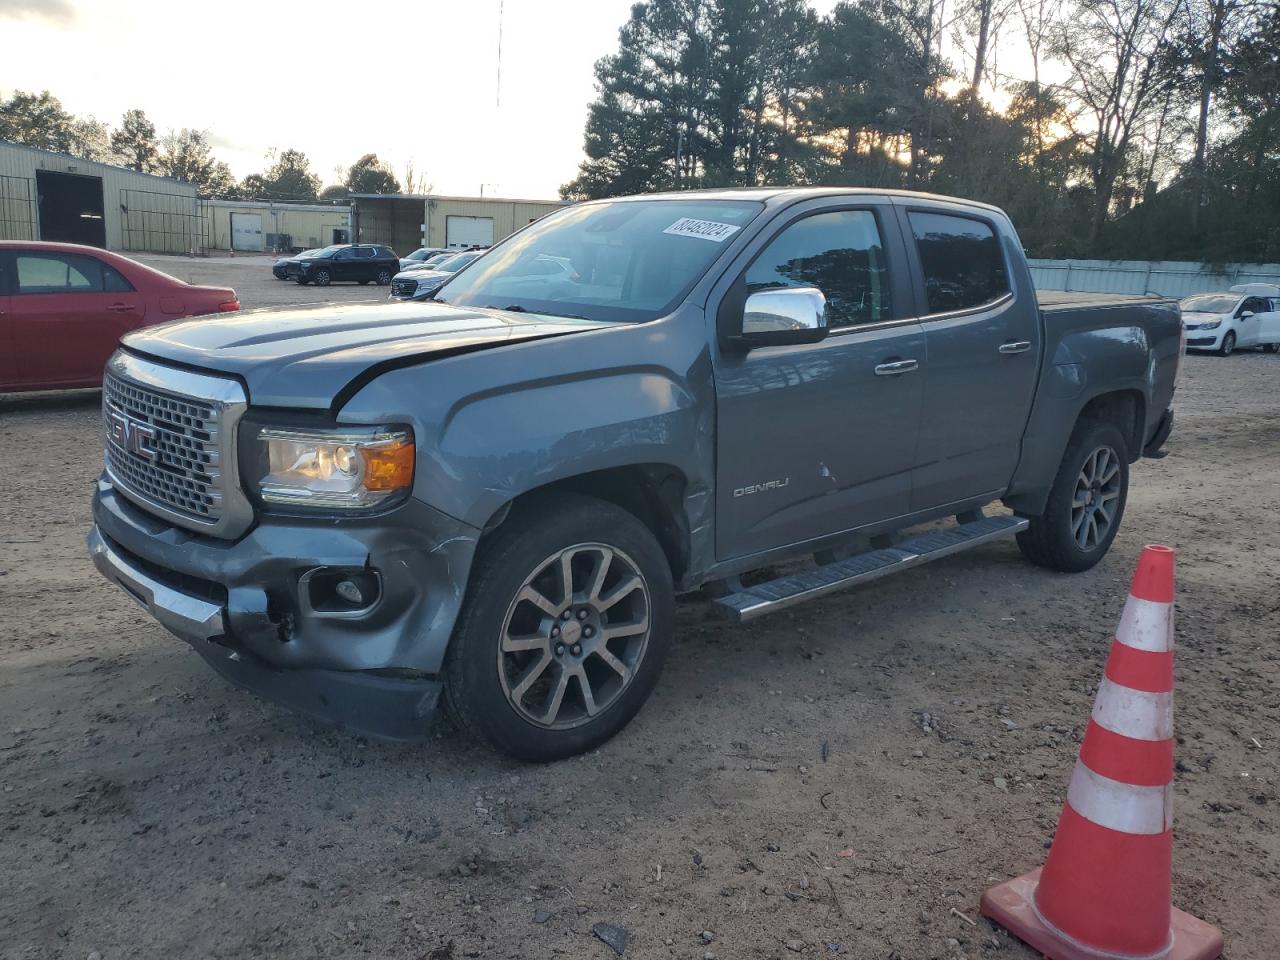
[[301, 567, 381, 615], [335, 580, 364, 605]]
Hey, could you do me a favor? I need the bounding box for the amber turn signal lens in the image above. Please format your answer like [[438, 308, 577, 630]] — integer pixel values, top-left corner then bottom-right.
[[360, 438, 415, 492]]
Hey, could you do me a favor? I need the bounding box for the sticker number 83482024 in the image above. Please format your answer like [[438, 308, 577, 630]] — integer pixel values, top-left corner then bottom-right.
[[663, 218, 742, 243]]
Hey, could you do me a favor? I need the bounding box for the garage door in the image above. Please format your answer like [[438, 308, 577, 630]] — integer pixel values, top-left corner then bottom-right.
[[231, 213, 264, 251], [446, 216, 494, 249]]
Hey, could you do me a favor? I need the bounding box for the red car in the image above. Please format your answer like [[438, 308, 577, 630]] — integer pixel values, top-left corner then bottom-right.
[[0, 241, 239, 393]]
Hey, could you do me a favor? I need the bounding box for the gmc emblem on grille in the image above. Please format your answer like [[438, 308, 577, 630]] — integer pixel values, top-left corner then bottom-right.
[[107, 411, 157, 461]]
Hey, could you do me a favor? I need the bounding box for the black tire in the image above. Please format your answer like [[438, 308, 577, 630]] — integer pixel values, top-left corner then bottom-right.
[[1017, 419, 1129, 573], [1263, 343, 1278, 354], [444, 493, 674, 762], [376, 268, 393, 286], [295, 276, 309, 285], [1217, 331, 1236, 357], [313, 268, 332, 287], [358, 279, 370, 285]]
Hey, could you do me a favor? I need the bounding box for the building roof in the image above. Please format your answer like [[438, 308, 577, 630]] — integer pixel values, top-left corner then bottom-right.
[[0, 137, 196, 190], [348, 192, 571, 206], [204, 198, 352, 214]]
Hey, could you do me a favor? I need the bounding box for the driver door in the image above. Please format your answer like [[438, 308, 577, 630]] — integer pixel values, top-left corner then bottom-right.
[[713, 201, 924, 560]]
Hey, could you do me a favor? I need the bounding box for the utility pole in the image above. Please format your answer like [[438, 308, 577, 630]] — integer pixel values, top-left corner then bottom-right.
[[496, 0, 504, 108]]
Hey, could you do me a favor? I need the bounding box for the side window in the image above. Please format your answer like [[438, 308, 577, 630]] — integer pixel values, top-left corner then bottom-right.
[[102, 263, 134, 293], [355, 247, 375, 259], [908, 212, 1009, 314], [745, 209, 892, 328], [1240, 297, 1265, 315], [15, 253, 104, 294], [334, 248, 353, 260]]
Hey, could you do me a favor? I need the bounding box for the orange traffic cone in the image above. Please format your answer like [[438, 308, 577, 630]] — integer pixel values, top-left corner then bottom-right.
[[981, 545, 1223, 960]]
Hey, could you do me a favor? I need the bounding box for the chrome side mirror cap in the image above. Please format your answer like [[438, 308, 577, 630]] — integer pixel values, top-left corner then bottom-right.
[[738, 286, 829, 347]]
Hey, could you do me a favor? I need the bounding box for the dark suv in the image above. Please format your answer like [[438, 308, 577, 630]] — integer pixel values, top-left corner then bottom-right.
[[289, 244, 399, 286]]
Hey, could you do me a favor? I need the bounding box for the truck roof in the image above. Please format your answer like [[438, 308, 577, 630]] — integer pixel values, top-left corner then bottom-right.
[[600, 186, 1007, 216]]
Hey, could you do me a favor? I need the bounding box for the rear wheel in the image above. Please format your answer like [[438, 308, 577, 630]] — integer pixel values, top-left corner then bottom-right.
[[376, 268, 393, 285], [1263, 343, 1278, 354], [1017, 420, 1129, 572], [444, 494, 674, 762], [1218, 331, 1236, 356]]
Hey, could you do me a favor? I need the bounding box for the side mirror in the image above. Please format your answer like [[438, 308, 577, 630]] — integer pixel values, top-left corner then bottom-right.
[[727, 286, 829, 349], [1240, 311, 1255, 319]]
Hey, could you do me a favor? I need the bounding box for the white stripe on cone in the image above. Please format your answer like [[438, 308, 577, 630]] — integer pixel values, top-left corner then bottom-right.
[[1066, 761, 1173, 835], [1091, 678, 1174, 741], [1115, 595, 1174, 654]]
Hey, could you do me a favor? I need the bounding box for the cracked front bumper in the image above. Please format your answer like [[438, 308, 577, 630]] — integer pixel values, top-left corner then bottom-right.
[[88, 475, 480, 739]]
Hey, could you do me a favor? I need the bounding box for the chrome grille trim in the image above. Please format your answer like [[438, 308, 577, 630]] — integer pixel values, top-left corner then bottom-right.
[[102, 351, 253, 539]]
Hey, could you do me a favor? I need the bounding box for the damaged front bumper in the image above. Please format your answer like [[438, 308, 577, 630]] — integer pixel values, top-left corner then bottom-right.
[[88, 475, 480, 740]]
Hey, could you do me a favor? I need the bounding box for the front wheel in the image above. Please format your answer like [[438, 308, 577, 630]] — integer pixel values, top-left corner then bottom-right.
[[1218, 331, 1236, 356], [1263, 343, 1278, 354], [1017, 420, 1129, 572], [312, 268, 332, 287], [444, 494, 674, 762]]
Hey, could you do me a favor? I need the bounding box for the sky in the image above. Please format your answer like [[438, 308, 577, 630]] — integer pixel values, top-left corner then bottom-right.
[[0, 0, 1039, 200]]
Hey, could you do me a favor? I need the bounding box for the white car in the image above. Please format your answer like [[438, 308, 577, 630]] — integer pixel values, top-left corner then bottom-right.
[[388, 250, 485, 301], [1181, 284, 1280, 356]]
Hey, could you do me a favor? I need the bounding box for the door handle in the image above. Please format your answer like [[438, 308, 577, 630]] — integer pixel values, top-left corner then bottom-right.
[[998, 340, 1032, 355], [874, 359, 919, 376], [106, 303, 137, 312]]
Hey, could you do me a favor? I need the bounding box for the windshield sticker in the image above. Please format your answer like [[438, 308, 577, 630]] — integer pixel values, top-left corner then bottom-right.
[[663, 217, 741, 243]]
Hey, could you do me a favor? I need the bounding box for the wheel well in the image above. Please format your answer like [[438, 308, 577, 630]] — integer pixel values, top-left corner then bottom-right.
[[484, 465, 691, 580], [1078, 390, 1145, 460]]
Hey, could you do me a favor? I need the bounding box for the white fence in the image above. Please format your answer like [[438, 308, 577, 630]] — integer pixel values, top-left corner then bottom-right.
[[1028, 259, 1280, 299]]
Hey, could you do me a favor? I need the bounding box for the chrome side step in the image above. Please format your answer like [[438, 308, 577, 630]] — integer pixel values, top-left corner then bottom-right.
[[713, 514, 1029, 622]]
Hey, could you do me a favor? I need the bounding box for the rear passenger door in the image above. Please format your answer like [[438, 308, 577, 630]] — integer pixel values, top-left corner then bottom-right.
[[895, 204, 1041, 510], [1257, 298, 1280, 347]]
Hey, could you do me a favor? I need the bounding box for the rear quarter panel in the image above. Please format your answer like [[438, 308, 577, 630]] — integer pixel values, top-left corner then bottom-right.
[[1004, 297, 1181, 515]]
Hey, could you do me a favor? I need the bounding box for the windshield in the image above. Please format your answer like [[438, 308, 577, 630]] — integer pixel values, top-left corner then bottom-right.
[[297, 249, 321, 259], [1181, 294, 1237, 314], [423, 253, 451, 267], [315, 244, 345, 259], [435, 252, 478, 273], [434, 198, 764, 322], [406, 248, 431, 260]]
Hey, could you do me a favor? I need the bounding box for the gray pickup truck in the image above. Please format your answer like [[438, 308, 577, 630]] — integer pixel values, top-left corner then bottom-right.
[[88, 188, 1181, 761]]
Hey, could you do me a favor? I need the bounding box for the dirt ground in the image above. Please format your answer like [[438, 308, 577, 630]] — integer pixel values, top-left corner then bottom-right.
[[1, 258, 1277, 960]]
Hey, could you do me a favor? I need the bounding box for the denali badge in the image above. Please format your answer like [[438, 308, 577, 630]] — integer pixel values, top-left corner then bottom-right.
[[108, 411, 157, 461], [733, 478, 790, 497]]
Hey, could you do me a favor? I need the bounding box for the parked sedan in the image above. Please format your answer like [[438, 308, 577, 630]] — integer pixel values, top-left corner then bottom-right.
[[399, 247, 449, 271], [272, 248, 321, 279], [1181, 283, 1280, 355], [389, 249, 485, 301], [290, 244, 399, 286], [0, 241, 239, 393]]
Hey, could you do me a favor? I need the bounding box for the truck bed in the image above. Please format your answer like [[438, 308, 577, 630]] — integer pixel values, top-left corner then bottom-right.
[[1037, 290, 1174, 312]]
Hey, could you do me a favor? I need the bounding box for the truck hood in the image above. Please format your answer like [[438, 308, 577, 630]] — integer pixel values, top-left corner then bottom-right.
[[121, 301, 612, 409]]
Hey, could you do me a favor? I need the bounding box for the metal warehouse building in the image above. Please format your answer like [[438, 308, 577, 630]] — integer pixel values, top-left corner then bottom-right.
[[203, 199, 352, 254], [350, 193, 571, 255], [0, 139, 200, 253]]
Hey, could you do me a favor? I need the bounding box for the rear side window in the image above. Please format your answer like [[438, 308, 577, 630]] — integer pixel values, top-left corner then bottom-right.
[[103, 263, 134, 293], [355, 247, 375, 259], [745, 209, 892, 328], [909, 212, 1009, 314], [15, 253, 103, 294]]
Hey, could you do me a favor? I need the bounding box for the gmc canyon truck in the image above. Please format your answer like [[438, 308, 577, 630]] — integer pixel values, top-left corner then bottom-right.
[[88, 188, 1181, 761]]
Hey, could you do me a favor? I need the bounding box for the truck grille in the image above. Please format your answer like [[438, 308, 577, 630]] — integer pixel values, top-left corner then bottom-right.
[[102, 352, 252, 539], [391, 277, 419, 299], [104, 373, 223, 520]]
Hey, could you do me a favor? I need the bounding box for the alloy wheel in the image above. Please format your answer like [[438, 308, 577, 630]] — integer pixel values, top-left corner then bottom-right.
[[1071, 445, 1122, 550], [498, 542, 651, 729]]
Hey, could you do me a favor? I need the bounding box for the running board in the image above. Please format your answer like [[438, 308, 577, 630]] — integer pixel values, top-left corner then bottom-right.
[[713, 514, 1029, 622]]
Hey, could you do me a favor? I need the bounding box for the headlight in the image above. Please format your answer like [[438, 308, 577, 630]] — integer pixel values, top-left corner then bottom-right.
[[1200, 319, 1222, 330], [254, 427, 414, 509]]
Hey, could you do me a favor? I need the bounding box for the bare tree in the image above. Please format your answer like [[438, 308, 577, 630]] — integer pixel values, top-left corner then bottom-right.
[[1054, 0, 1183, 243]]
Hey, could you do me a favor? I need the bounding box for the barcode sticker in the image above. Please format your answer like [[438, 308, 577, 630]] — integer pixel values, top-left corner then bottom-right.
[[663, 217, 741, 243]]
